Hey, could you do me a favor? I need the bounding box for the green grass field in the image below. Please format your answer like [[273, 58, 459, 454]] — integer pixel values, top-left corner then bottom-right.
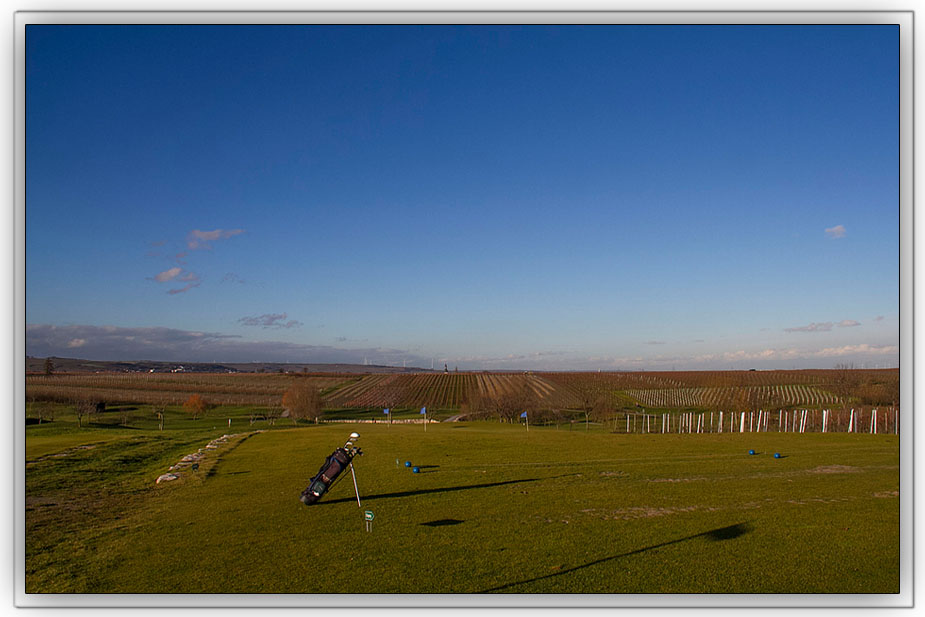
[[25, 412, 899, 595]]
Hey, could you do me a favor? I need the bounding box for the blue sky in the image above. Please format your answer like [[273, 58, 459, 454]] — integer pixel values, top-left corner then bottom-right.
[[25, 24, 899, 370]]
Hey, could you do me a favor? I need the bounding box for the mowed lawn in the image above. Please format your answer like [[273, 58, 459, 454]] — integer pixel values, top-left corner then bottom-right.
[[25, 421, 899, 594]]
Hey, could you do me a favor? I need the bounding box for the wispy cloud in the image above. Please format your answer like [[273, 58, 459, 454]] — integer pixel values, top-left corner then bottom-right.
[[28, 323, 430, 365], [784, 322, 833, 333], [187, 228, 244, 250], [813, 343, 897, 357], [167, 280, 200, 295], [874, 315, 885, 322], [152, 267, 182, 283], [335, 336, 369, 343], [646, 340, 666, 345], [837, 319, 861, 328], [825, 224, 846, 239], [221, 273, 246, 285], [238, 313, 303, 329]]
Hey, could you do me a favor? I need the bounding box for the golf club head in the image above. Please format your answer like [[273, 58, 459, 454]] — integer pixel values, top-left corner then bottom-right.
[[350, 432, 360, 440]]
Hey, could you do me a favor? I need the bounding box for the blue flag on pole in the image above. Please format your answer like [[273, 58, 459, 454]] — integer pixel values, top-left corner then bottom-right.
[[384, 409, 389, 414], [520, 411, 527, 418], [420, 407, 426, 414]]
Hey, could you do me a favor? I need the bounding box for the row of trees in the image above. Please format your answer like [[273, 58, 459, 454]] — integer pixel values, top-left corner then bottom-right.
[[459, 382, 628, 426]]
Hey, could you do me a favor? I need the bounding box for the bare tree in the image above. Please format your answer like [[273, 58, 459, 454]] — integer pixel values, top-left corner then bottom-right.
[[591, 394, 616, 430], [183, 394, 208, 420], [73, 399, 94, 428], [460, 385, 483, 419], [118, 406, 134, 427], [281, 379, 324, 424], [153, 405, 167, 431]]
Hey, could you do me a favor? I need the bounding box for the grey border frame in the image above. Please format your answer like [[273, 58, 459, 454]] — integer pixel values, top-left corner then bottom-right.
[[13, 10, 913, 609]]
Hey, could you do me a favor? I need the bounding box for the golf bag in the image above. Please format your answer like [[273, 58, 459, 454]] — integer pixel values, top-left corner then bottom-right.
[[300, 433, 361, 506]]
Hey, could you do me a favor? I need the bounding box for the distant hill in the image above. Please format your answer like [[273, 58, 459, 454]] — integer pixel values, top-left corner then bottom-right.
[[25, 356, 432, 374]]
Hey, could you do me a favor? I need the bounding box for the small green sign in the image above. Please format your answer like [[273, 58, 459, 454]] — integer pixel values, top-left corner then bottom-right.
[[364, 510, 375, 521]]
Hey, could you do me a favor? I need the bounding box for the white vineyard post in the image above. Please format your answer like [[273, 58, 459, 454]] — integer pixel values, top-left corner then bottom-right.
[[710, 411, 714, 433], [848, 409, 854, 433], [718, 411, 723, 433]]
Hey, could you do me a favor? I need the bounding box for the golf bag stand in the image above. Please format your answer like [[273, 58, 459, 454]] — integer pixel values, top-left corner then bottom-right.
[[299, 432, 363, 506]]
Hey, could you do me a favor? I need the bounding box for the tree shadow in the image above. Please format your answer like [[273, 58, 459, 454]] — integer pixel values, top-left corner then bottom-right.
[[315, 477, 547, 506], [85, 422, 140, 430], [421, 518, 464, 527], [480, 522, 753, 592]]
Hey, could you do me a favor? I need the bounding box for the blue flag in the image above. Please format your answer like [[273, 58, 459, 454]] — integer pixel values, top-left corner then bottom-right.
[[384, 408, 389, 414], [420, 407, 427, 414], [520, 411, 528, 418]]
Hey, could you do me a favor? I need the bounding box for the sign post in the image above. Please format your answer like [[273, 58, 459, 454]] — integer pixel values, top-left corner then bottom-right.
[[384, 408, 390, 426], [364, 510, 374, 532], [421, 407, 427, 432], [521, 411, 528, 432]]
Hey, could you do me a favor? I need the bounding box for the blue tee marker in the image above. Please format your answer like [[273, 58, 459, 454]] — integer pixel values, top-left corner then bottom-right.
[[412, 466, 420, 473], [774, 453, 781, 459], [748, 449, 755, 455], [405, 461, 412, 467]]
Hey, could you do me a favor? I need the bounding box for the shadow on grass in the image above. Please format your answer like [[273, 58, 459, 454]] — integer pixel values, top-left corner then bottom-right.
[[480, 522, 753, 593], [421, 518, 464, 527], [317, 477, 546, 505], [85, 421, 140, 430]]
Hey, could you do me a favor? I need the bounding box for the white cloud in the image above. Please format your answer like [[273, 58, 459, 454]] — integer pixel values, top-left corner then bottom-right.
[[187, 228, 244, 250], [66, 338, 86, 348], [825, 225, 846, 239], [813, 344, 897, 357], [837, 320, 861, 328], [153, 267, 182, 282], [239, 313, 303, 329], [784, 322, 833, 333], [25, 323, 426, 366]]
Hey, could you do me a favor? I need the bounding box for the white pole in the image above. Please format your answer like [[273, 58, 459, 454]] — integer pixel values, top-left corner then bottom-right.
[[718, 411, 723, 433], [349, 462, 362, 508], [740, 412, 746, 433]]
